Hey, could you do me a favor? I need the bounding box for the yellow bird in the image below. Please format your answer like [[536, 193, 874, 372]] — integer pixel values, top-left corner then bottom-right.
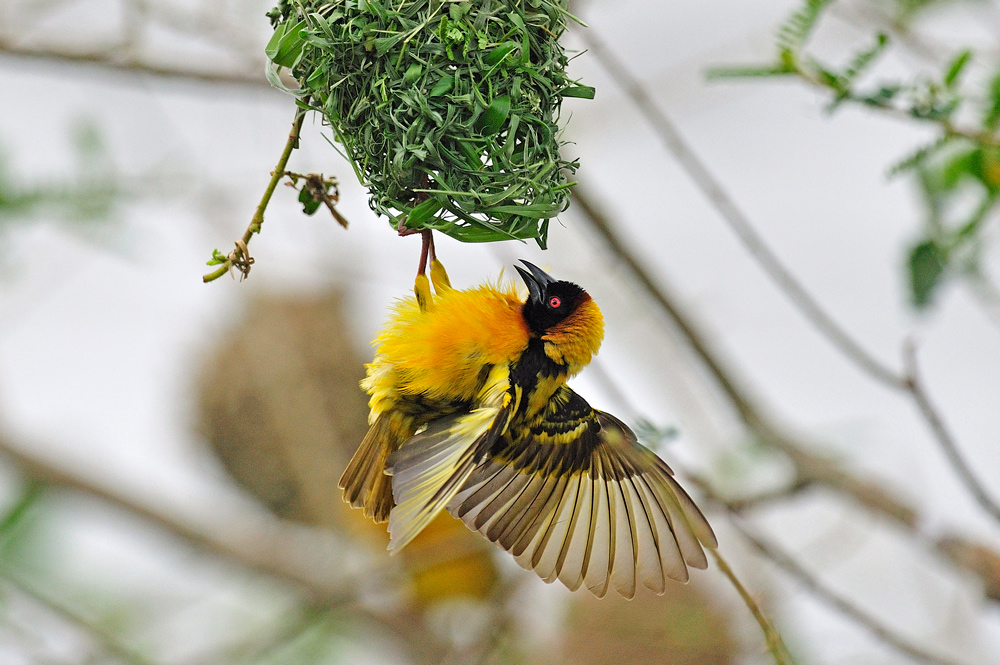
[[340, 255, 717, 598]]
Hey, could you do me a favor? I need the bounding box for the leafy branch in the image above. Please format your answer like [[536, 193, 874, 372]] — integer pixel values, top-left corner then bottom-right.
[[709, 0, 1000, 310], [202, 107, 349, 283], [570, 182, 1000, 603], [203, 106, 306, 283]]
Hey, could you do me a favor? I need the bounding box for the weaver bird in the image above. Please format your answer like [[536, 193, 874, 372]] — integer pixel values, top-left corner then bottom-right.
[[341, 251, 717, 598]]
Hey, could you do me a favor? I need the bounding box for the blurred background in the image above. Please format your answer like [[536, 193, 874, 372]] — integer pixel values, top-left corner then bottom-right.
[[1, 0, 999, 663]]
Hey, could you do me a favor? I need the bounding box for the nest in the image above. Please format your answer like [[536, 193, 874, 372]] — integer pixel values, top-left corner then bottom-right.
[[266, 0, 592, 246]]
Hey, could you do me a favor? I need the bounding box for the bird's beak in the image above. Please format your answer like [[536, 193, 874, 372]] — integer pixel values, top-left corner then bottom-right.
[[515, 260, 555, 305]]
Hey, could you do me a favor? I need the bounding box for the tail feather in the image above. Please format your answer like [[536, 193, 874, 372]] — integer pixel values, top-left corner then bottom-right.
[[339, 412, 414, 523]]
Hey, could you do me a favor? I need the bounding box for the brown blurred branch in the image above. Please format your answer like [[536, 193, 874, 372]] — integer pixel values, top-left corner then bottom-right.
[[576, 27, 904, 389], [570, 183, 1000, 605], [0, 0, 268, 87], [0, 434, 351, 601], [576, 26, 1000, 526], [695, 490, 968, 665], [0, 42, 271, 88], [903, 344, 1000, 524], [0, 434, 454, 664], [0, 434, 450, 664]]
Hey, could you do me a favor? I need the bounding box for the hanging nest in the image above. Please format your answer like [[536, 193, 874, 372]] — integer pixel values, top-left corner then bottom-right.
[[266, 0, 593, 247]]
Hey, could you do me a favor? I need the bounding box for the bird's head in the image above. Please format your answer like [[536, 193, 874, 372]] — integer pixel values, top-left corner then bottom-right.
[[516, 261, 605, 371]]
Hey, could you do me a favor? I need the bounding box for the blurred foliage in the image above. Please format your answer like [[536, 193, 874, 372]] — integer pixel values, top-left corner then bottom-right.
[[563, 588, 735, 665], [710, 0, 1000, 310], [197, 290, 501, 608], [0, 120, 116, 230], [264, 0, 592, 247]]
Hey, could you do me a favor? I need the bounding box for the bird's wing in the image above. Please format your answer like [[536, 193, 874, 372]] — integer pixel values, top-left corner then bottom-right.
[[385, 364, 511, 553], [448, 388, 717, 599]]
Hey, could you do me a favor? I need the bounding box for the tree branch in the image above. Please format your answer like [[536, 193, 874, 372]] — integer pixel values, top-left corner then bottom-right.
[[708, 547, 796, 665], [790, 62, 1000, 149], [717, 506, 968, 665], [576, 27, 906, 389], [903, 344, 1000, 523], [203, 105, 307, 282], [0, 434, 351, 603], [0, 42, 271, 89], [576, 27, 1000, 527], [0, 433, 452, 664], [570, 183, 1000, 604], [2, 573, 157, 665]]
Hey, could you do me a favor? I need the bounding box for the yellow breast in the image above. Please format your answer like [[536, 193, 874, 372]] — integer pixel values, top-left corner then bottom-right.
[[367, 282, 530, 405]]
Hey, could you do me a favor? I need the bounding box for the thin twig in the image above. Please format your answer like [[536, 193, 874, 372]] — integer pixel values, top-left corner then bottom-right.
[[585, 352, 984, 665], [203, 105, 307, 282], [903, 343, 1000, 523], [721, 479, 811, 513], [0, 43, 271, 88], [686, 474, 970, 665], [182, 606, 323, 665], [709, 547, 796, 665], [727, 517, 967, 665], [791, 65, 1000, 149], [576, 27, 907, 389]]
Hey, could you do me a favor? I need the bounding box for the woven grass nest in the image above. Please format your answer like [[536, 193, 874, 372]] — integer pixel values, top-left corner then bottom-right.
[[266, 0, 593, 246]]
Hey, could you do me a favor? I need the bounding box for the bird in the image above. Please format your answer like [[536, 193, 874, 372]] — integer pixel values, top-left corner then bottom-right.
[[340, 252, 717, 598]]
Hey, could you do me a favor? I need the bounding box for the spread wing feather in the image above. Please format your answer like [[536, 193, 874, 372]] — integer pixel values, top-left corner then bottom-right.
[[385, 365, 511, 553], [448, 391, 716, 599]]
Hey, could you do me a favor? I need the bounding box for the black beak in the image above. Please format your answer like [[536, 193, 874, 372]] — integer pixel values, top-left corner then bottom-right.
[[515, 260, 555, 305]]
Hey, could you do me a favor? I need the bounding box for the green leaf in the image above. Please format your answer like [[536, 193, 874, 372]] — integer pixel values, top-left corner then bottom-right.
[[206, 249, 228, 266], [373, 33, 405, 54], [909, 240, 948, 308], [403, 63, 423, 84], [944, 49, 972, 88], [298, 187, 321, 215], [940, 148, 979, 190], [484, 42, 519, 67], [706, 64, 797, 80], [0, 481, 44, 561], [476, 95, 511, 135], [984, 70, 1000, 129], [404, 198, 443, 228], [429, 75, 454, 97], [265, 20, 307, 68], [840, 33, 888, 85], [561, 85, 596, 99], [449, 1, 471, 20], [776, 0, 833, 52], [482, 203, 561, 217]]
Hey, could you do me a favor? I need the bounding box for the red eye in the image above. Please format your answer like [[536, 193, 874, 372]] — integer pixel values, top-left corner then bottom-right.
[[548, 296, 561, 308]]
